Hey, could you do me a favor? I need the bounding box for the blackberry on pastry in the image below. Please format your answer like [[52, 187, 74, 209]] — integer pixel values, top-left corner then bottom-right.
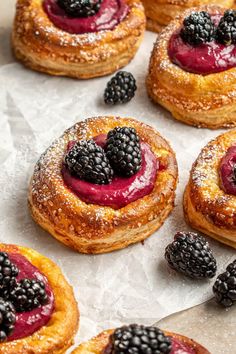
[[28, 116, 178, 254], [216, 9, 236, 45], [71, 324, 210, 354], [0, 244, 79, 353], [57, 0, 102, 17], [12, 0, 146, 79], [147, 5, 236, 129]]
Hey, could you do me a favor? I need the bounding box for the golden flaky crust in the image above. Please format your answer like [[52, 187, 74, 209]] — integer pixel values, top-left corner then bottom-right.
[[71, 328, 210, 354], [28, 116, 178, 254], [146, 5, 236, 129], [184, 130, 236, 249], [144, 0, 233, 32], [12, 0, 146, 79], [0, 243, 79, 354]]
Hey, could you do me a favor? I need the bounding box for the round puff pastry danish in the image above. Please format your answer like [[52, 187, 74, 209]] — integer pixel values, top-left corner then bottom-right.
[[184, 129, 236, 249], [72, 326, 210, 354], [143, 0, 233, 33], [0, 243, 79, 354], [28, 116, 178, 254], [146, 5, 236, 129], [12, 0, 146, 79]]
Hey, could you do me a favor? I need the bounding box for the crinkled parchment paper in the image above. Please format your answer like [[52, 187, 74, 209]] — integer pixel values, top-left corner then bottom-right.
[[0, 4, 235, 352]]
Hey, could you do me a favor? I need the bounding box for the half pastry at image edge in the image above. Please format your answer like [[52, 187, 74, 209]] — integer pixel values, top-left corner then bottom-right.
[[147, 5, 236, 129], [0, 243, 79, 354], [12, 0, 146, 79], [28, 116, 178, 254], [142, 0, 234, 33], [71, 324, 210, 354], [184, 129, 236, 249]]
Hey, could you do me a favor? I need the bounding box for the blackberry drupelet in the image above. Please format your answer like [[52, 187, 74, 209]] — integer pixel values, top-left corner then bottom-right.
[[0, 298, 16, 342], [57, 0, 102, 18], [106, 127, 142, 177], [213, 260, 236, 307], [8, 279, 48, 313], [104, 71, 137, 105], [180, 11, 215, 46], [65, 140, 114, 184], [110, 324, 172, 354], [165, 231, 217, 279], [216, 10, 236, 45], [0, 252, 19, 294]]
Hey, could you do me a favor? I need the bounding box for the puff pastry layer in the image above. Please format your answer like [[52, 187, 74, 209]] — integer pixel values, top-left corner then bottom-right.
[[143, 0, 234, 32], [71, 328, 210, 354], [146, 5, 236, 129], [28, 116, 178, 254], [184, 129, 236, 249], [0, 243, 79, 354], [12, 0, 145, 79]]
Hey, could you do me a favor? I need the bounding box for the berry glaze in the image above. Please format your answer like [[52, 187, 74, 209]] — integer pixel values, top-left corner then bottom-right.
[[62, 135, 158, 209], [43, 0, 129, 34], [219, 145, 236, 196], [168, 15, 236, 75], [7, 253, 54, 341]]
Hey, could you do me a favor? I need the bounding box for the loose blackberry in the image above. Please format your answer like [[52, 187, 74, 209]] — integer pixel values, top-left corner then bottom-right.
[[0, 253, 18, 294], [110, 324, 172, 354], [216, 10, 236, 45], [213, 260, 236, 307], [106, 127, 142, 177], [57, 0, 102, 17], [180, 11, 215, 46], [8, 279, 48, 313], [65, 140, 113, 184], [0, 298, 16, 342], [165, 231, 217, 279], [104, 71, 137, 105]]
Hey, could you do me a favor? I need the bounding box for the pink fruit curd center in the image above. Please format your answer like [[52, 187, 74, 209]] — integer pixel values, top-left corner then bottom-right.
[[7, 253, 54, 342], [168, 14, 236, 75], [219, 145, 236, 196], [43, 0, 130, 34], [62, 134, 158, 209]]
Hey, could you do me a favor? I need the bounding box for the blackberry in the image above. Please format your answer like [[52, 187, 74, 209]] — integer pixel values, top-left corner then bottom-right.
[[57, 0, 102, 17], [0, 298, 16, 342], [104, 71, 137, 105], [8, 279, 48, 313], [106, 127, 142, 177], [110, 324, 172, 354], [165, 231, 217, 279], [213, 260, 236, 307], [180, 11, 215, 46], [0, 253, 18, 294], [65, 140, 113, 184], [216, 10, 236, 45]]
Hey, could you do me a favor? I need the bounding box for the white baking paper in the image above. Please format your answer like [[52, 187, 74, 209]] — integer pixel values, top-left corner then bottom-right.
[[0, 7, 236, 352]]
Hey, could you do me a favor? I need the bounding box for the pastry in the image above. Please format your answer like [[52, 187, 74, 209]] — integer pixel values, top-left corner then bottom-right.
[[184, 129, 236, 249], [0, 243, 79, 353], [28, 116, 178, 254], [71, 324, 210, 354], [12, 0, 146, 79], [143, 0, 233, 33], [146, 6, 236, 129]]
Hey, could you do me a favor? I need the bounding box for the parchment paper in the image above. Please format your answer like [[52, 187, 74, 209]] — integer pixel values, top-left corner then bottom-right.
[[0, 7, 236, 352]]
